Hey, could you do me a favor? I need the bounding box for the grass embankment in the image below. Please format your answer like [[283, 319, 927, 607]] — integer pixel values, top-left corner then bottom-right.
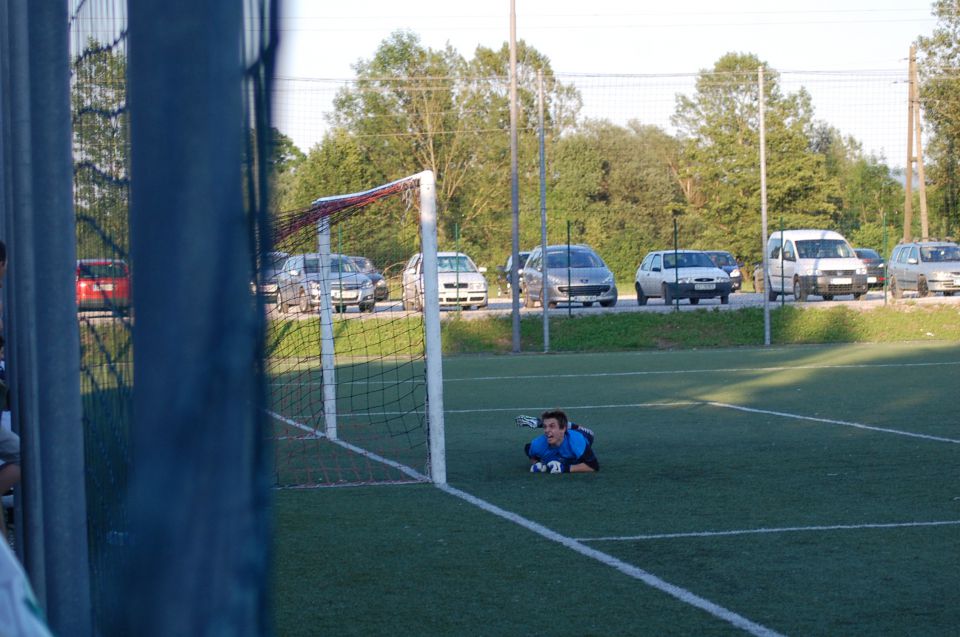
[[263, 303, 960, 358], [443, 304, 960, 353]]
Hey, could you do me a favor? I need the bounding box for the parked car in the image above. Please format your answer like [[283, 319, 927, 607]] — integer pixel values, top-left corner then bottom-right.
[[704, 250, 743, 291], [522, 244, 617, 308], [888, 241, 960, 298], [495, 251, 530, 296], [401, 251, 488, 311], [347, 255, 389, 301], [253, 250, 289, 302], [76, 258, 131, 311], [276, 253, 376, 313], [634, 250, 732, 305], [853, 248, 885, 289], [766, 229, 868, 302]]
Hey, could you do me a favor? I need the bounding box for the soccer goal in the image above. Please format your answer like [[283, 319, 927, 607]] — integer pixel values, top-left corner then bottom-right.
[[265, 171, 445, 487]]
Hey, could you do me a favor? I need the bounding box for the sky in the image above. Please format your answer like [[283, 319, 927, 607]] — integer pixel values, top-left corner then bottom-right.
[[273, 1, 940, 160]]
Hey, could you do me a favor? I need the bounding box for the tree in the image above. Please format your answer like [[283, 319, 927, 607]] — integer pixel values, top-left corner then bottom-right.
[[811, 123, 902, 249], [917, 1, 960, 238], [316, 31, 579, 257], [72, 39, 129, 258], [548, 120, 684, 277], [672, 53, 841, 263]]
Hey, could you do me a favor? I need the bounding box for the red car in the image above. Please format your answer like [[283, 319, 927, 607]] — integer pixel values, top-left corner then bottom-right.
[[76, 259, 131, 310]]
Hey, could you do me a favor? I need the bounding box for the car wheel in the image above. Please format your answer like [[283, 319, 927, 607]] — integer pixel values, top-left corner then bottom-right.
[[523, 286, 535, 308], [635, 283, 647, 306], [689, 298, 699, 305], [662, 283, 673, 305], [822, 294, 834, 301], [767, 279, 778, 302], [298, 288, 310, 313], [945, 291, 955, 297], [852, 292, 864, 301], [917, 276, 929, 298], [793, 277, 807, 302], [599, 296, 616, 308], [582, 301, 593, 307], [541, 289, 558, 309], [720, 295, 729, 305], [890, 276, 902, 299]]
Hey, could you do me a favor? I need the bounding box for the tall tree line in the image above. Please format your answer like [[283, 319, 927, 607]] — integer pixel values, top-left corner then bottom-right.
[[276, 32, 908, 277]]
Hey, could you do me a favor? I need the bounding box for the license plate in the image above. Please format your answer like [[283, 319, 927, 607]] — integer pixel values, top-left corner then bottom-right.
[[333, 291, 358, 301], [694, 283, 715, 290], [831, 277, 852, 285], [867, 276, 877, 284], [93, 283, 114, 292], [573, 295, 597, 302]]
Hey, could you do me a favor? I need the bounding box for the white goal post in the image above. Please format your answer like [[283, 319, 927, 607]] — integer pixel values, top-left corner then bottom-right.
[[271, 170, 445, 485]]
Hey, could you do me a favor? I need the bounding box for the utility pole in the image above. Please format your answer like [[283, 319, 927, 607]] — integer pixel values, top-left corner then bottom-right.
[[911, 47, 930, 239], [905, 45, 930, 241], [904, 46, 914, 243], [509, 0, 521, 352]]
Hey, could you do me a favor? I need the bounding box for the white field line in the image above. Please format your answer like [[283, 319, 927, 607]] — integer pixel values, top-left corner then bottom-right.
[[708, 401, 960, 444], [268, 410, 428, 482], [269, 409, 783, 637], [269, 402, 693, 421], [437, 483, 783, 637], [267, 359, 960, 386], [444, 401, 698, 414], [578, 520, 960, 542]]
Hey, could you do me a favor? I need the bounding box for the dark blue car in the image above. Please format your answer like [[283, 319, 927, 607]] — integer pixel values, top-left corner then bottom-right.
[[704, 251, 743, 291]]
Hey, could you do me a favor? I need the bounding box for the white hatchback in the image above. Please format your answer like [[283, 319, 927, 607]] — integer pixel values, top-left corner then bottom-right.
[[634, 250, 732, 305]]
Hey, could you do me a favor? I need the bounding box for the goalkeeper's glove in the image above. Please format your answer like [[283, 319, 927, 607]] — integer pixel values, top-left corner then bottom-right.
[[516, 415, 542, 429], [530, 461, 547, 473], [546, 460, 569, 474]]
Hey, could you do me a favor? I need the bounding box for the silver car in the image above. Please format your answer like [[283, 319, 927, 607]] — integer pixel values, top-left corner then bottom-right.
[[635, 249, 732, 305], [276, 253, 376, 313], [401, 251, 489, 311], [888, 241, 960, 297], [521, 244, 618, 308]]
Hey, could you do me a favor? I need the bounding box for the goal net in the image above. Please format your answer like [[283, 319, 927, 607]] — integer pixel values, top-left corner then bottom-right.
[[264, 171, 445, 487]]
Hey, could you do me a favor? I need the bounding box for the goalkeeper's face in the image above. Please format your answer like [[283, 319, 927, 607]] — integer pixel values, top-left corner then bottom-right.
[[542, 417, 566, 447]]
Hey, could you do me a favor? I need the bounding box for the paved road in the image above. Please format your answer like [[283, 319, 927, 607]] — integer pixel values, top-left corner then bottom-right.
[[251, 287, 960, 321]]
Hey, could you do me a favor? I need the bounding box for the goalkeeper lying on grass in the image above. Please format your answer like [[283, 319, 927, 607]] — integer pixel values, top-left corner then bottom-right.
[[518, 409, 599, 473]]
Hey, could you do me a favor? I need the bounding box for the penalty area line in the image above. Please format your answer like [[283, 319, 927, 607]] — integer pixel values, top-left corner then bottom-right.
[[436, 483, 784, 637], [267, 411, 782, 636], [578, 520, 960, 542], [708, 401, 960, 444]]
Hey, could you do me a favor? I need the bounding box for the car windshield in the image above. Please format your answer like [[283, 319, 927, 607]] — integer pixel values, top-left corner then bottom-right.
[[78, 262, 126, 278], [708, 252, 737, 266], [302, 256, 358, 275], [856, 249, 880, 260], [663, 252, 715, 269], [545, 249, 603, 269], [350, 257, 375, 272], [920, 245, 960, 262], [437, 256, 477, 273], [795, 239, 855, 259], [264, 253, 289, 276]]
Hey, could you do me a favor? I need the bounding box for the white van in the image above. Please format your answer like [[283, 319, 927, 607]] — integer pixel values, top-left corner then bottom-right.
[[766, 229, 868, 302]]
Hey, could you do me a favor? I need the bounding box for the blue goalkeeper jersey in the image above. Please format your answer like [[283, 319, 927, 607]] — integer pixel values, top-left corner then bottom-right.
[[526, 428, 592, 465]]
